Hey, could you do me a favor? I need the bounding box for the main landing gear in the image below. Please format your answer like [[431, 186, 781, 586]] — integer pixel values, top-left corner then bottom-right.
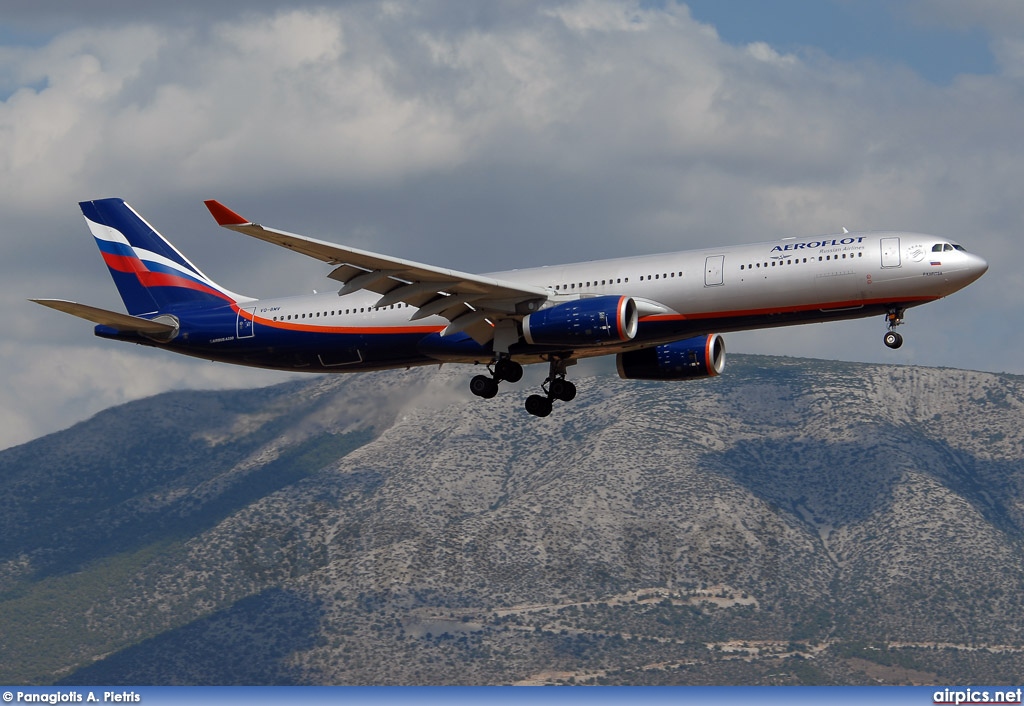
[[524, 357, 576, 418], [469, 355, 524, 400], [467, 354, 578, 418], [883, 307, 905, 349]]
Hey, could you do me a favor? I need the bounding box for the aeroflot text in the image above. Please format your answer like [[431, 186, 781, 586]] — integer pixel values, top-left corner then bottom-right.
[[771, 237, 867, 253], [934, 689, 1023, 704]]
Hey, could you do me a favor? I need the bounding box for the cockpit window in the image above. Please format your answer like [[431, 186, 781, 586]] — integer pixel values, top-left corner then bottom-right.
[[932, 242, 967, 253]]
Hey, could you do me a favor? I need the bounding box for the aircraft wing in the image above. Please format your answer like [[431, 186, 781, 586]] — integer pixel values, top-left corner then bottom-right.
[[30, 299, 178, 336], [204, 200, 551, 344]]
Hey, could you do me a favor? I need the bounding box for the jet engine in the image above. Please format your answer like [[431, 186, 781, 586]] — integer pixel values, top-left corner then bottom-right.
[[616, 334, 726, 380], [522, 295, 639, 347]]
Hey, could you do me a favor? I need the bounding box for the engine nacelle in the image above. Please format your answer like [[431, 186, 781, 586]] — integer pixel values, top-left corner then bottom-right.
[[523, 295, 638, 347], [616, 334, 726, 380]]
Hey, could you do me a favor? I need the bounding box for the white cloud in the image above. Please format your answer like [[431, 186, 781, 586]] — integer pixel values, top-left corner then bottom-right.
[[1, 0, 1022, 449], [0, 341, 302, 450]]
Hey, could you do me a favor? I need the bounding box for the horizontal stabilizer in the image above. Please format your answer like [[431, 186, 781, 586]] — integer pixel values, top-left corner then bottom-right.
[[30, 299, 177, 336]]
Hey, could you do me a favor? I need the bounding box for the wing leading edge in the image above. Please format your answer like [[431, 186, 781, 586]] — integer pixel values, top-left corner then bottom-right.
[[204, 200, 551, 345]]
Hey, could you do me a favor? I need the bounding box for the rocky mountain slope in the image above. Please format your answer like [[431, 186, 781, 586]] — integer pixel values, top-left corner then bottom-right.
[[0, 355, 1022, 685]]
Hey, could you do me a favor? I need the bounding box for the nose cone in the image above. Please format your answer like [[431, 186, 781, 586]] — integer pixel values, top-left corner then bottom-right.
[[941, 248, 988, 295], [967, 252, 989, 282]]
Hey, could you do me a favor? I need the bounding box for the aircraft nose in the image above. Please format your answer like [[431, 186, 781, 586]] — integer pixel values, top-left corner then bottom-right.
[[970, 252, 989, 277], [960, 251, 989, 286]]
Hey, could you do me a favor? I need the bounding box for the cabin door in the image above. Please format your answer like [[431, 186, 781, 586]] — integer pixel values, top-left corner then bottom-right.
[[236, 307, 256, 339], [880, 237, 901, 268], [705, 255, 725, 286]]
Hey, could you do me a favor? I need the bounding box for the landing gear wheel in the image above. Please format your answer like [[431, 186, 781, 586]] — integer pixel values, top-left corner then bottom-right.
[[525, 394, 553, 417], [883, 331, 904, 349], [494, 358, 523, 383], [549, 378, 577, 402], [470, 374, 499, 398]]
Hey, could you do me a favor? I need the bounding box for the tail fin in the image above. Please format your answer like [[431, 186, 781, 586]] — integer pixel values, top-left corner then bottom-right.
[[81, 198, 250, 315]]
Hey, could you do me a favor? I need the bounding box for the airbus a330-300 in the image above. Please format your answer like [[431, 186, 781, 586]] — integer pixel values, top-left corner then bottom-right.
[[33, 198, 988, 417]]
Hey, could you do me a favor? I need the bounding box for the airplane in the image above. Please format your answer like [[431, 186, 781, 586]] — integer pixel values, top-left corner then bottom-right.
[[32, 198, 989, 417]]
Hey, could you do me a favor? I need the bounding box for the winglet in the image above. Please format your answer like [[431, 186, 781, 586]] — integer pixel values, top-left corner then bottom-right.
[[204, 199, 250, 226]]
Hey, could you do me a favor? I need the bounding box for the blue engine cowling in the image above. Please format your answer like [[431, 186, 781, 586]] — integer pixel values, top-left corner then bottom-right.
[[523, 295, 639, 347], [615, 334, 726, 380]]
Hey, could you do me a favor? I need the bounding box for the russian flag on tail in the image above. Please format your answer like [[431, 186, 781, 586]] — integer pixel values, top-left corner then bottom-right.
[[81, 198, 249, 316]]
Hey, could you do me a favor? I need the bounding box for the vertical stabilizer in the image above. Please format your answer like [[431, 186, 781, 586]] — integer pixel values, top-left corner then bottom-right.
[[81, 198, 250, 315]]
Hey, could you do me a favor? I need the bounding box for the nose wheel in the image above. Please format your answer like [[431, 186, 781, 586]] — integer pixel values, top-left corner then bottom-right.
[[883, 331, 903, 349], [883, 307, 905, 349]]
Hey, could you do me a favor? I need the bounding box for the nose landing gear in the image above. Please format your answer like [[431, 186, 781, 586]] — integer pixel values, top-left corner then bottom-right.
[[883, 307, 905, 349]]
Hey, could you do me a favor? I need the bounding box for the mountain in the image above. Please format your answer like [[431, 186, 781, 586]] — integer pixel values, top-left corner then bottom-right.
[[0, 355, 1022, 685]]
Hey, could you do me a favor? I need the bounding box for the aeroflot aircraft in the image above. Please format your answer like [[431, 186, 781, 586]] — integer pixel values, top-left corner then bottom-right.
[[33, 198, 988, 417]]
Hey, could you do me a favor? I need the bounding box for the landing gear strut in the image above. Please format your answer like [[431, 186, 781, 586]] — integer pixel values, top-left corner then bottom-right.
[[883, 307, 905, 349], [525, 356, 577, 418], [469, 355, 524, 399]]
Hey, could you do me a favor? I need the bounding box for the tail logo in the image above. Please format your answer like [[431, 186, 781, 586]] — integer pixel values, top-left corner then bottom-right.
[[81, 198, 250, 315]]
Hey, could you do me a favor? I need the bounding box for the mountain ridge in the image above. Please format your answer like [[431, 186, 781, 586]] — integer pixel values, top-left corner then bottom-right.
[[1, 354, 1022, 685]]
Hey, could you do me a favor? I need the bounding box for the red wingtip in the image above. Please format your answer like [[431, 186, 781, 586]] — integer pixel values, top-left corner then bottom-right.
[[204, 199, 249, 226]]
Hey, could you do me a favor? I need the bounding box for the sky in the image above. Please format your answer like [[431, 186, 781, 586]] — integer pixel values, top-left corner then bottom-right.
[[1, 0, 1022, 449]]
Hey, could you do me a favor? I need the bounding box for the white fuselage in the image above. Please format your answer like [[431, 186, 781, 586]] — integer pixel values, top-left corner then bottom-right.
[[246, 231, 986, 363]]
